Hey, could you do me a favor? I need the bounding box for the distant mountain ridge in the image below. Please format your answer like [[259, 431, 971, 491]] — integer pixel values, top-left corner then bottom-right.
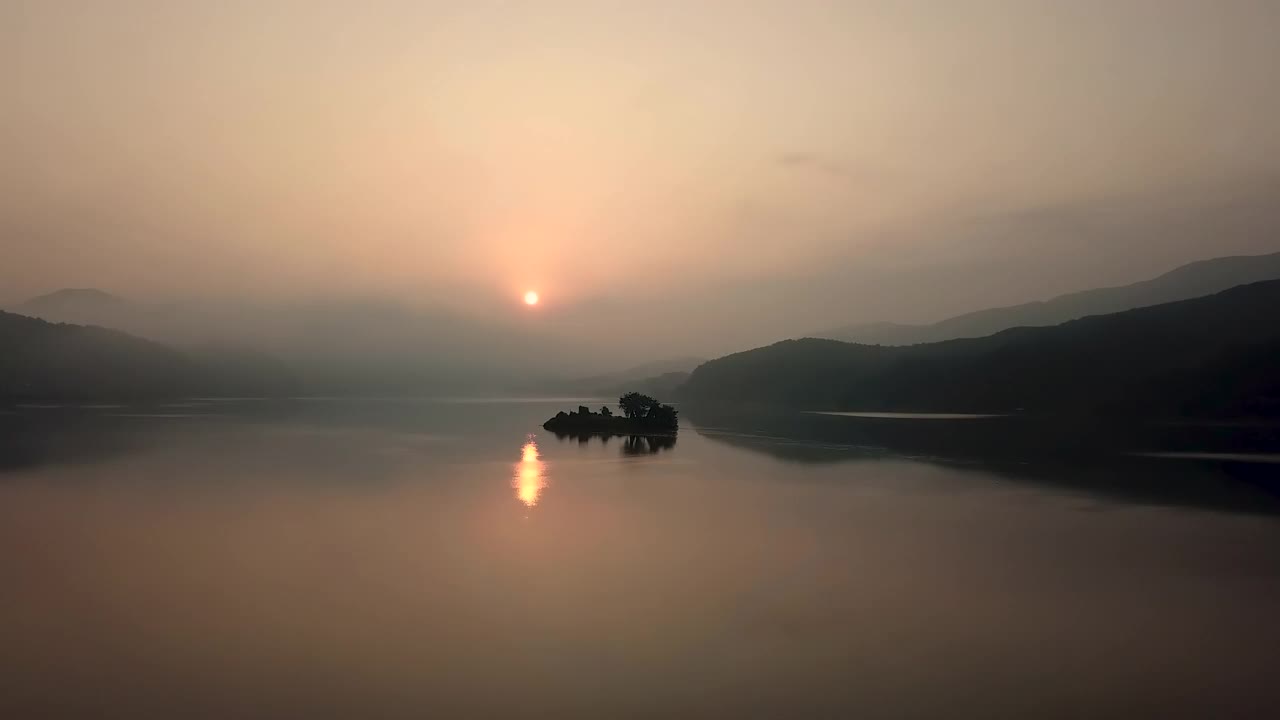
[[17, 288, 132, 329], [20, 287, 125, 309], [9, 289, 664, 394], [681, 279, 1280, 418], [561, 356, 704, 397], [818, 250, 1280, 345]]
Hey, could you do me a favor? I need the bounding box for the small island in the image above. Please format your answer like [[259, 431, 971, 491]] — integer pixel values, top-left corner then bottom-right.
[[543, 392, 679, 435]]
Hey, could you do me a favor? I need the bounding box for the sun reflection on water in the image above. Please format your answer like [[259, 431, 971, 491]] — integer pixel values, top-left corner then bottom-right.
[[513, 437, 547, 507]]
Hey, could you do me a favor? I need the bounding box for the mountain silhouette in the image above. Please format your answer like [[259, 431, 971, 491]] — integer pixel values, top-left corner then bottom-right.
[[818, 250, 1280, 345], [0, 311, 198, 401]]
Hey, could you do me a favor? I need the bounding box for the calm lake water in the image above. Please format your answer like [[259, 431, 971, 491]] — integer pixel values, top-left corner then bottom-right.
[[2, 399, 1279, 719]]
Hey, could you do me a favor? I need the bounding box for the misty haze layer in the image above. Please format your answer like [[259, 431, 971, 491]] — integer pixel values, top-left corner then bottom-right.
[[4, 1, 1280, 361]]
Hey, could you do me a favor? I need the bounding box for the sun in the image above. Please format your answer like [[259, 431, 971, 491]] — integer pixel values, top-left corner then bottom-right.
[[523, 290, 539, 306]]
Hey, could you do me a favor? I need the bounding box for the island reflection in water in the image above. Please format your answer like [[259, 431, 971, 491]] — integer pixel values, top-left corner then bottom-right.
[[551, 431, 677, 456], [513, 437, 547, 507]]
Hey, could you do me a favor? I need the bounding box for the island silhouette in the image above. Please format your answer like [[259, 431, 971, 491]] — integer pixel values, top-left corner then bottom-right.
[[543, 392, 679, 436]]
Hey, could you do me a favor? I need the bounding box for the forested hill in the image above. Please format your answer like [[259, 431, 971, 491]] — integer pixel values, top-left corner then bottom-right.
[[1, 311, 200, 401], [679, 280, 1280, 418]]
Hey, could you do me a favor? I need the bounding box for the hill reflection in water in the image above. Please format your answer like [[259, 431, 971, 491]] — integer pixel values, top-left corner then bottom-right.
[[2, 399, 1279, 718], [685, 405, 1280, 515]]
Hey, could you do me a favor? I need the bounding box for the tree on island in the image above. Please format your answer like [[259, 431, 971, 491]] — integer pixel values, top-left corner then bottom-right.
[[618, 392, 677, 428], [646, 402, 678, 428], [618, 392, 658, 420]]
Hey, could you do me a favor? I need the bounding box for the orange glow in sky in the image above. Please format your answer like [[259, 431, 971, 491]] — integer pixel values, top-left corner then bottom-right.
[[524, 291, 539, 306]]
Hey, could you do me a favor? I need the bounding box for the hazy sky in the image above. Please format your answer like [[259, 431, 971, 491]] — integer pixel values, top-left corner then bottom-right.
[[4, 0, 1280, 355]]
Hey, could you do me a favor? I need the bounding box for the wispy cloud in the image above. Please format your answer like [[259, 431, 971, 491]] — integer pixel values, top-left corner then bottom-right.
[[774, 152, 868, 185]]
